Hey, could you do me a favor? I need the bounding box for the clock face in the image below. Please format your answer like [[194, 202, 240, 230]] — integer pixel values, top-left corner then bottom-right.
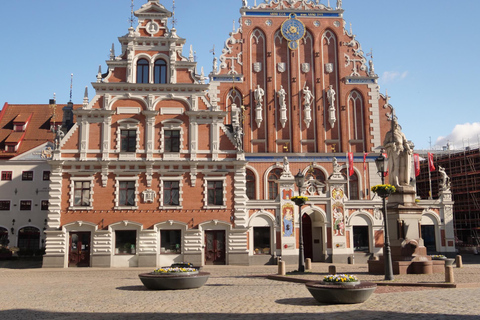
[[281, 17, 306, 42]]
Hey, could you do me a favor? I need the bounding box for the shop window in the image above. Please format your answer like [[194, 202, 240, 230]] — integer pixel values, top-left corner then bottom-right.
[[160, 230, 181, 254], [208, 181, 224, 206], [253, 227, 271, 255], [268, 168, 282, 200], [154, 59, 167, 84], [136, 59, 149, 84], [121, 130, 137, 153], [1, 171, 12, 181], [163, 181, 180, 206], [20, 200, 32, 211], [0, 227, 8, 246], [22, 171, 33, 181], [0, 201, 10, 211], [115, 230, 136, 255]]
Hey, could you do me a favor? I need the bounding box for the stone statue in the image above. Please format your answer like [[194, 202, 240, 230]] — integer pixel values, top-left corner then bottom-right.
[[254, 85, 264, 108], [327, 85, 336, 107], [282, 156, 291, 176], [55, 129, 65, 150], [383, 118, 412, 188], [337, 0, 342, 10], [303, 84, 313, 107], [277, 86, 287, 109], [234, 126, 243, 151], [242, 0, 248, 8], [438, 166, 451, 191]]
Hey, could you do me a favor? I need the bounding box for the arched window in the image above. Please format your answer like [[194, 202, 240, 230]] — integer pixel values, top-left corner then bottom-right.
[[341, 169, 359, 200], [349, 91, 364, 140], [136, 59, 149, 84], [0, 227, 8, 246], [268, 168, 283, 200], [306, 168, 326, 184], [246, 169, 256, 200], [154, 59, 167, 84], [17, 227, 40, 251]]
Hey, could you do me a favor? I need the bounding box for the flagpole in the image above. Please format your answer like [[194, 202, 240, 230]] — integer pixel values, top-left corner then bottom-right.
[[346, 153, 350, 198]]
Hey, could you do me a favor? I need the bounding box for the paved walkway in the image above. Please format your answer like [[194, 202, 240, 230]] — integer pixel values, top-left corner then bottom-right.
[[0, 261, 479, 319]]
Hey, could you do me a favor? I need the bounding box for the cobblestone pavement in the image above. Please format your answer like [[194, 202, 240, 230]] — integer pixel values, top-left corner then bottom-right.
[[0, 262, 479, 320]]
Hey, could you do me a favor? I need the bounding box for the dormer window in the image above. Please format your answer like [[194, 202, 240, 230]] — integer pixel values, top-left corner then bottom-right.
[[14, 124, 26, 132], [154, 59, 167, 84], [137, 59, 149, 84]]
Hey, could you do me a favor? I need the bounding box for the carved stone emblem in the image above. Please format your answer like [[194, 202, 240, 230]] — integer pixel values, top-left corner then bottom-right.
[[142, 189, 156, 203], [253, 62, 262, 73], [301, 63, 310, 73], [277, 62, 286, 73], [325, 63, 334, 74]]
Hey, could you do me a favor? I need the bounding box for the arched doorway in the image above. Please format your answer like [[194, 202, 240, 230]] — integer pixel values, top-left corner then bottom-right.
[[17, 227, 40, 255], [0, 227, 8, 247], [421, 214, 438, 253], [302, 213, 313, 260]]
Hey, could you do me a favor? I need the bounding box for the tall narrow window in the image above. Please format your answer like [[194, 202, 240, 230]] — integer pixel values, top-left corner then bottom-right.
[[342, 169, 359, 200], [121, 130, 137, 152], [74, 181, 91, 206], [154, 59, 167, 84], [164, 181, 180, 206], [208, 181, 224, 206], [164, 130, 180, 152], [161, 230, 181, 254], [136, 59, 149, 84], [268, 169, 282, 200], [246, 169, 256, 200], [119, 181, 136, 206], [43, 171, 51, 181]]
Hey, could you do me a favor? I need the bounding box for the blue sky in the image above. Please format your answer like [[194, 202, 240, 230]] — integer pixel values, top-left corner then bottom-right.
[[1, 0, 479, 150]]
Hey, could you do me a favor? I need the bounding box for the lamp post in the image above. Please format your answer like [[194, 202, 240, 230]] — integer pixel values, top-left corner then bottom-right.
[[294, 170, 306, 273], [375, 151, 394, 281]]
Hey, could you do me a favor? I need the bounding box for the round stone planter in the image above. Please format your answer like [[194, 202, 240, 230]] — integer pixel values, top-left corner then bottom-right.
[[322, 281, 360, 287], [306, 281, 377, 304], [139, 272, 210, 290], [444, 258, 455, 267]]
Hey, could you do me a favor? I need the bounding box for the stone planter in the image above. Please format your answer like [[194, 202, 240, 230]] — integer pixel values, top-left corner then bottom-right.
[[444, 258, 455, 267], [306, 281, 377, 304], [322, 281, 360, 287], [139, 271, 210, 290]]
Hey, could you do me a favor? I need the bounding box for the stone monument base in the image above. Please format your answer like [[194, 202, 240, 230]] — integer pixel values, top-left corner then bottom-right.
[[368, 255, 445, 275]]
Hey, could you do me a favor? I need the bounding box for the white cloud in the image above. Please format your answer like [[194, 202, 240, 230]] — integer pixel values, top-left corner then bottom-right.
[[381, 71, 408, 83], [435, 122, 480, 149]]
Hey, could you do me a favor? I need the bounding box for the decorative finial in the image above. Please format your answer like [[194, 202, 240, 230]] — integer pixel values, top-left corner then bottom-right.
[[129, 0, 136, 28], [83, 86, 89, 108], [171, 0, 177, 29], [110, 43, 115, 60], [69, 73, 73, 102]]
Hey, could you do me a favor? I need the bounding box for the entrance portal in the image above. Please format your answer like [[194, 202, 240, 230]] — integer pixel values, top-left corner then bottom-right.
[[69, 232, 91, 267], [421, 225, 436, 253], [205, 230, 226, 265], [302, 214, 313, 260]]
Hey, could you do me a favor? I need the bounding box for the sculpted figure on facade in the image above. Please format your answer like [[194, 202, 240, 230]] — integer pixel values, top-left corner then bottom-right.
[[383, 118, 413, 188], [281, 156, 292, 178], [327, 85, 336, 108], [254, 85, 264, 108], [277, 85, 287, 109], [233, 126, 243, 152], [337, 0, 343, 10], [438, 166, 451, 191], [242, 0, 248, 8], [303, 84, 313, 107]]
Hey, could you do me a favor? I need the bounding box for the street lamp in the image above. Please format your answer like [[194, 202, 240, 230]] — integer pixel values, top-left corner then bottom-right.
[[294, 169, 306, 273], [375, 150, 394, 281]]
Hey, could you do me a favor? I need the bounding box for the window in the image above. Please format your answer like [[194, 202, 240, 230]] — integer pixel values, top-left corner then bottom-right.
[[115, 230, 136, 255], [74, 181, 91, 206], [154, 59, 167, 84], [120, 130, 137, 152], [136, 59, 149, 84], [163, 181, 180, 206], [43, 171, 51, 181], [341, 169, 359, 200], [208, 181, 224, 206], [22, 171, 33, 181], [1, 171, 12, 181], [164, 130, 180, 152], [17, 227, 40, 251], [6, 145, 15, 152], [0, 201, 10, 211], [119, 181, 136, 206], [160, 230, 181, 254], [253, 227, 270, 255], [268, 168, 282, 200], [246, 169, 256, 200], [20, 200, 32, 211], [41, 200, 49, 211], [0, 227, 8, 247]]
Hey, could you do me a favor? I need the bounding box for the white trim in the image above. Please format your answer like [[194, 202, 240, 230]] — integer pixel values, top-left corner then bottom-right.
[[203, 176, 227, 209], [68, 177, 95, 210], [158, 176, 184, 210], [114, 176, 140, 210]]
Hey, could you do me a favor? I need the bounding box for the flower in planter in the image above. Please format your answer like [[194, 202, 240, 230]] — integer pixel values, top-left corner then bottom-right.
[[152, 267, 197, 274], [290, 196, 309, 205], [371, 184, 396, 196], [430, 255, 447, 260], [323, 274, 359, 283]]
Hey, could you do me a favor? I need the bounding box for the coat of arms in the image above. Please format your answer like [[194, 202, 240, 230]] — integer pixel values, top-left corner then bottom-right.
[[253, 62, 262, 73], [325, 63, 334, 74], [277, 62, 286, 73], [301, 63, 310, 73]]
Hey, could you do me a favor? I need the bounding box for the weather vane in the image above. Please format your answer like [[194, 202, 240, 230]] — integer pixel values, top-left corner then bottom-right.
[[171, 0, 178, 29], [69, 73, 74, 102], [129, 0, 136, 27]]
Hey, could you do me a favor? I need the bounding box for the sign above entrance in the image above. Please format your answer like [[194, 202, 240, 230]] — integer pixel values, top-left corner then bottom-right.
[[281, 14, 306, 50]]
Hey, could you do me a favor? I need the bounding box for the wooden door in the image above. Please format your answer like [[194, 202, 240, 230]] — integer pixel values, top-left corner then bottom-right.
[[302, 214, 313, 260], [205, 230, 226, 265], [69, 232, 91, 267]]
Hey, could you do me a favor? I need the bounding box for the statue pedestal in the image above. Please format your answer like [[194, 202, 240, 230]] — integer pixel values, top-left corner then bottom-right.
[[368, 185, 439, 275]]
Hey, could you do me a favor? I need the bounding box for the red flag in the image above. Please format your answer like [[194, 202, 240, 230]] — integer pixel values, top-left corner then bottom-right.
[[363, 152, 369, 171], [348, 152, 354, 176], [428, 152, 436, 172], [414, 154, 420, 177]]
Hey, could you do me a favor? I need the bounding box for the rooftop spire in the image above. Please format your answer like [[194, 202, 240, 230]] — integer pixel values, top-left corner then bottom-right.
[[69, 73, 73, 102]]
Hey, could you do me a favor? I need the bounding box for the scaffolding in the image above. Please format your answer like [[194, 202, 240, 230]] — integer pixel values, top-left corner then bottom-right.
[[416, 148, 480, 246]]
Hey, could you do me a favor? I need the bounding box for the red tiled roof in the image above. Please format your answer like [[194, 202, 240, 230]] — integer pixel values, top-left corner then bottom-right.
[[5, 132, 26, 144], [13, 113, 32, 123], [0, 103, 82, 159]]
